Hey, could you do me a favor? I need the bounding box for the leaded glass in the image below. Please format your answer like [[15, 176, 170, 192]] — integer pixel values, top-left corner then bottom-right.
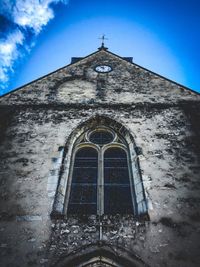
[[68, 147, 98, 214], [89, 130, 113, 145], [104, 147, 133, 214]]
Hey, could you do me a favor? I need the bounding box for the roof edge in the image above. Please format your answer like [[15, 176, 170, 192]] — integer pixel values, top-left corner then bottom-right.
[[105, 49, 200, 96], [0, 49, 102, 98], [1, 48, 199, 98]]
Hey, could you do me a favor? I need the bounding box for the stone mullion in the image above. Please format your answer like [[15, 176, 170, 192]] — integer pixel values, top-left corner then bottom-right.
[[97, 148, 104, 215]]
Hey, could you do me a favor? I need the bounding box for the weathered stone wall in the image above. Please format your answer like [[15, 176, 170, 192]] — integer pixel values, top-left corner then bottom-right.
[[0, 50, 199, 106], [0, 49, 200, 267]]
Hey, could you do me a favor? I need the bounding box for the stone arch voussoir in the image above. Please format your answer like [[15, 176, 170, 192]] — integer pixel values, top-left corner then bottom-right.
[[51, 114, 148, 217], [52, 243, 149, 267]]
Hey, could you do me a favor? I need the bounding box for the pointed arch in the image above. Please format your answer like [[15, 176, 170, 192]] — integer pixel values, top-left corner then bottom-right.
[[51, 115, 147, 217], [53, 244, 149, 267]]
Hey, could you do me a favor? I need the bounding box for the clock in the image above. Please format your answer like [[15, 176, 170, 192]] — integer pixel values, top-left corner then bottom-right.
[[95, 65, 112, 73]]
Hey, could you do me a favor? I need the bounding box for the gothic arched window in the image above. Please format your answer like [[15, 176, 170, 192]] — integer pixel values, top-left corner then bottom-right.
[[67, 127, 135, 215]]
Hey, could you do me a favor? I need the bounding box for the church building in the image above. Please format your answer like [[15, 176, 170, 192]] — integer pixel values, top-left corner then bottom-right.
[[0, 44, 200, 267]]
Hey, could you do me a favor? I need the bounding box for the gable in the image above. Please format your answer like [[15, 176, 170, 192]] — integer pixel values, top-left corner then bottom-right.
[[0, 48, 199, 106]]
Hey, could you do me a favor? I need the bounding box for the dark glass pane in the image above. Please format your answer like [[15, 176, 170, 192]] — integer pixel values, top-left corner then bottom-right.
[[90, 130, 113, 145], [68, 147, 98, 214], [104, 186, 133, 214], [104, 147, 133, 214]]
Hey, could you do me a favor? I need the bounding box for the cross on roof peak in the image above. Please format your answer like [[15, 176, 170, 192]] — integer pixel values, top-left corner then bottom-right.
[[98, 34, 108, 50]]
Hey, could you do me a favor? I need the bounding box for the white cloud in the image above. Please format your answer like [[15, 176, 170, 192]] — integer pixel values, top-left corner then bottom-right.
[[13, 0, 54, 34], [0, 29, 24, 85], [0, 0, 68, 93]]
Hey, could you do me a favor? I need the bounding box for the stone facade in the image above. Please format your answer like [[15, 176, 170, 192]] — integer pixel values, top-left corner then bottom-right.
[[0, 47, 200, 267]]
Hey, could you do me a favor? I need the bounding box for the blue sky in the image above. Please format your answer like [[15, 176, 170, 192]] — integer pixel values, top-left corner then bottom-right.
[[0, 0, 200, 95]]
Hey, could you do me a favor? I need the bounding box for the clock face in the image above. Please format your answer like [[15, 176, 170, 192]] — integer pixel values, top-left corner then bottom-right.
[[95, 65, 112, 73]]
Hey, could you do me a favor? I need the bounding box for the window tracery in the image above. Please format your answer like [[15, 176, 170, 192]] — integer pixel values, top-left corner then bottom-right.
[[52, 116, 148, 218], [67, 127, 134, 215]]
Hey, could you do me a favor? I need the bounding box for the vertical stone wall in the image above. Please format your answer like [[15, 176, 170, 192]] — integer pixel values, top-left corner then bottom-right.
[[0, 103, 199, 266], [0, 49, 200, 266]]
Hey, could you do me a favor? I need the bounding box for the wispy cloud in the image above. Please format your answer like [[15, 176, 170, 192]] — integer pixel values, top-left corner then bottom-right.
[[0, 29, 24, 84], [0, 0, 68, 94]]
